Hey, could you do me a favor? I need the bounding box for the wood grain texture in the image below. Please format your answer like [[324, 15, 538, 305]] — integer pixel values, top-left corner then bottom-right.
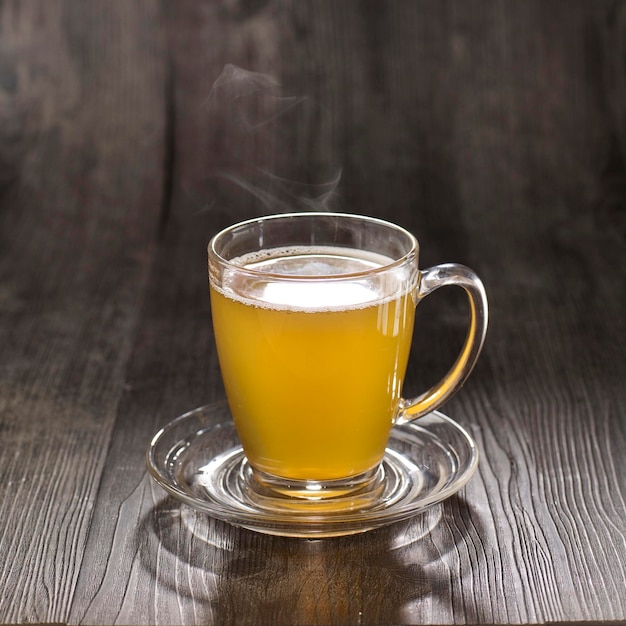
[[1, 1, 625, 624], [0, 0, 166, 622]]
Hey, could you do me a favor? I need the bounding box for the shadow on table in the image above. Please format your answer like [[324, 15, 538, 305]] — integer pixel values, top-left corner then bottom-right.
[[139, 493, 487, 624]]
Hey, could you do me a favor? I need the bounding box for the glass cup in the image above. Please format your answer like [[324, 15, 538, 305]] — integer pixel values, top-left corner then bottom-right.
[[208, 212, 487, 509]]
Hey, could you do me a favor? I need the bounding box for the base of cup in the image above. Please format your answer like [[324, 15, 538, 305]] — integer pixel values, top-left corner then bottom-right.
[[241, 464, 387, 513]]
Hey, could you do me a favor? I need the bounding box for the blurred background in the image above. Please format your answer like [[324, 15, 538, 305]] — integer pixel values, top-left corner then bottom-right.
[[2, 0, 623, 411]]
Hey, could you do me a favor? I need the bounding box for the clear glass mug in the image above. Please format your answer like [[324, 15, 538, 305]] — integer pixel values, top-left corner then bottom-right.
[[208, 212, 487, 506]]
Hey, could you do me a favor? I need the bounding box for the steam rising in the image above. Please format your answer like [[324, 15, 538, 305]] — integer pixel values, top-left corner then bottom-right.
[[201, 64, 341, 216], [208, 65, 302, 131]]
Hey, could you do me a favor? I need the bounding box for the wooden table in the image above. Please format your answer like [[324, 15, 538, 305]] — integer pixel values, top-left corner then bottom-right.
[[1, 1, 625, 624]]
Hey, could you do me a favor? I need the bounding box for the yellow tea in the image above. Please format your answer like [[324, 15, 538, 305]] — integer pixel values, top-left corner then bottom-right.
[[210, 247, 416, 481]]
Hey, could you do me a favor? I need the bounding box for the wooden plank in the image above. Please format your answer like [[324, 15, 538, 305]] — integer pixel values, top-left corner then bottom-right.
[[0, 1, 165, 623]]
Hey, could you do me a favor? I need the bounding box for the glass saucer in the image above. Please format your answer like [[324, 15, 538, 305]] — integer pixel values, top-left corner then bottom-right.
[[146, 401, 479, 538]]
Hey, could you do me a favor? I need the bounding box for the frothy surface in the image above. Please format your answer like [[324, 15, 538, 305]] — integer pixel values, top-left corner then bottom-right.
[[214, 246, 410, 312], [236, 246, 393, 275]]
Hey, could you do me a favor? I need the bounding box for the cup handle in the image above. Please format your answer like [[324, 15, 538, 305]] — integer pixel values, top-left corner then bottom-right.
[[395, 263, 488, 424]]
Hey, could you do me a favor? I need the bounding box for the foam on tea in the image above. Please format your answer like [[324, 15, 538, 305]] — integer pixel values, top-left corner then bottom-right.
[[216, 246, 410, 312]]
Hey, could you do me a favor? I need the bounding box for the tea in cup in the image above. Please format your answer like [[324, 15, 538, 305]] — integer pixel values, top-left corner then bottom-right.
[[208, 212, 487, 507]]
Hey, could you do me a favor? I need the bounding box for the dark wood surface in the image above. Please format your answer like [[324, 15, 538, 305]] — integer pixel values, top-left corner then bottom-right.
[[1, 1, 625, 624]]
